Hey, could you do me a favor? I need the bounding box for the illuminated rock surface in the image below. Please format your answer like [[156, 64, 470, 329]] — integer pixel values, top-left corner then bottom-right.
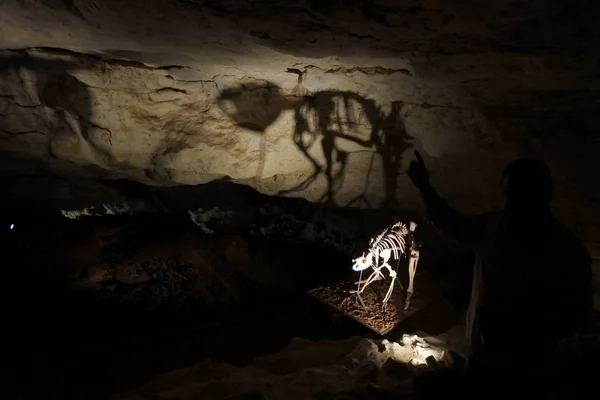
[[3, 5, 600, 398], [111, 326, 467, 400], [110, 323, 598, 400], [1, 1, 599, 260]]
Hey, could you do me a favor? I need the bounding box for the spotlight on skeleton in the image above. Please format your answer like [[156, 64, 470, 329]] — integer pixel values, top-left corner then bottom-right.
[[351, 220, 420, 310]]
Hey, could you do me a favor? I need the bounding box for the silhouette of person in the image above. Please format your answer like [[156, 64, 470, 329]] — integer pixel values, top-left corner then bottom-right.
[[407, 151, 593, 396]]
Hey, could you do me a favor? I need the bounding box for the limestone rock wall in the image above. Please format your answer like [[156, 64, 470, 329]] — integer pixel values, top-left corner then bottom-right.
[[1, 0, 599, 259]]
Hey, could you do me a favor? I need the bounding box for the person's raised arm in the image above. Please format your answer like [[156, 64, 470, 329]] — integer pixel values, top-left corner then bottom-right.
[[407, 151, 485, 246]]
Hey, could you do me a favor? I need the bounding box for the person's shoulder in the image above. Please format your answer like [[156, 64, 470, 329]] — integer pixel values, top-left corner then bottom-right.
[[550, 217, 583, 242], [550, 218, 591, 259]]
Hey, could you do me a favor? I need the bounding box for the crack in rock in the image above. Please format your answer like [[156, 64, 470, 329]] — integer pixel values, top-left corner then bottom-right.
[[304, 64, 414, 77]]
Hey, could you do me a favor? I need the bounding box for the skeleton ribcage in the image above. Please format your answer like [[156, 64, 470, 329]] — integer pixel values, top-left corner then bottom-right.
[[367, 221, 409, 261]]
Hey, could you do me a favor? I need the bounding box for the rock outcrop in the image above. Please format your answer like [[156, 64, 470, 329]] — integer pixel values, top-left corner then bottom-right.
[[1, 0, 599, 258]]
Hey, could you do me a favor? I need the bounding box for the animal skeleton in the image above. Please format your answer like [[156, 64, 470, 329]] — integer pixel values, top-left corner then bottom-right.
[[351, 221, 421, 309]]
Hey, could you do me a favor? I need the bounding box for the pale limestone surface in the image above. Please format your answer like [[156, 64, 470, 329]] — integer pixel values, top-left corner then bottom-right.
[[0, 0, 599, 259]]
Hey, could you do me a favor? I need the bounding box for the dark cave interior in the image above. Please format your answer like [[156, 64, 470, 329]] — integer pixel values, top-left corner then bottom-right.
[[4, 189, 479, 399], [4, 188, 596, 399], [2, 0, 600, 399]]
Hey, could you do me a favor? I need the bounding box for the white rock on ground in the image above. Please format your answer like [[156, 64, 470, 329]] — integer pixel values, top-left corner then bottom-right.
[[111, 325, 468, 400]]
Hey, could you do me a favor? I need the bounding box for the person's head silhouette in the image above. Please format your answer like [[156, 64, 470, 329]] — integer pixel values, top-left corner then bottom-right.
[[502, 158, 553, 214]]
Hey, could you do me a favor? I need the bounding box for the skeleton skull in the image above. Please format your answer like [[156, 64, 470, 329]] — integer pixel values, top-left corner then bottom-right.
[[352, 252, 374, 271]]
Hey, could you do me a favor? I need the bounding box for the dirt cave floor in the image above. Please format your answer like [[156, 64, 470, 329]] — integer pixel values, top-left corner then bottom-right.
[[310, 270, 444, 335], [3, 211, 475, 399]]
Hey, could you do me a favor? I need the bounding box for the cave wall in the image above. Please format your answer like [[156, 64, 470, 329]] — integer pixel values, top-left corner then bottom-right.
[[1, 1, 600, 263]]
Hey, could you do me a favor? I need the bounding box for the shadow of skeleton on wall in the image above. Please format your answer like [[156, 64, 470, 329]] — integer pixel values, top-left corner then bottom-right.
[[218, 82, 413, 210]]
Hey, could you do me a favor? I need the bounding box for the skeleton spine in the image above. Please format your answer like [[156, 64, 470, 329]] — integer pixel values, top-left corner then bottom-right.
[[368, 221, 408, 259]]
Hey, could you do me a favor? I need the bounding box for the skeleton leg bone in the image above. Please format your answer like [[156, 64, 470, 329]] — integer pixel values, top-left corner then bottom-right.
[[382, 268, 397, 303], [355, 269, 367, 309], [379, 249, 398, 303], [404, 249, 420, 310], [382, 256, 404, 304], [354, 267, 384, 285], [350, 266, 385, 294]]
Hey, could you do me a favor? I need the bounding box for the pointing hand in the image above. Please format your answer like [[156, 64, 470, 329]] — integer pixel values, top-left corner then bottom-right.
[[407, 151, 430, 189]]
